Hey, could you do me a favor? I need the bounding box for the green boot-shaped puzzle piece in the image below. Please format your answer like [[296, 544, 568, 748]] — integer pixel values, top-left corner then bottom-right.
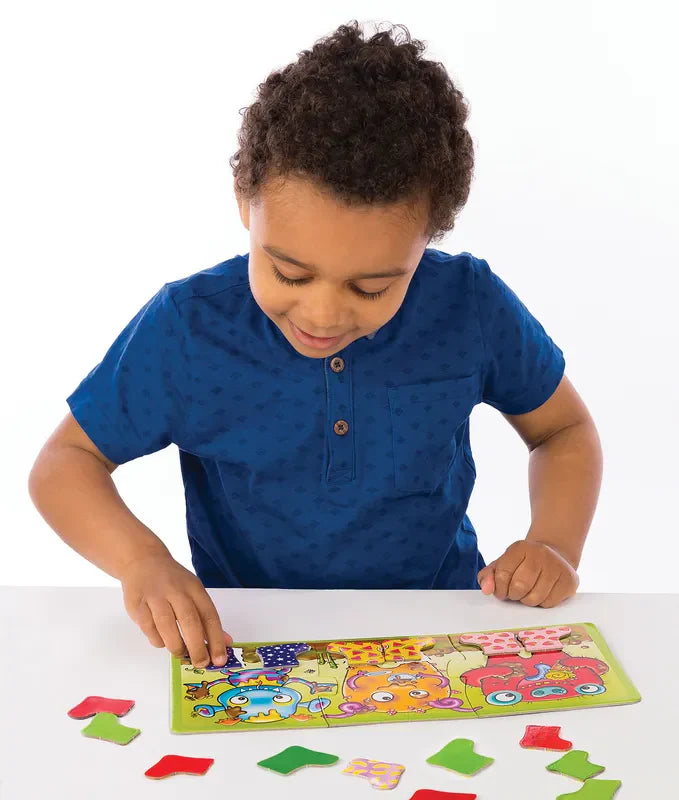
[[556, 779, 622, 800], [257, 745, 339, 775], [81, 712, 140, 745], [426, 738, 494, 776], [547, 750, 605, 781]]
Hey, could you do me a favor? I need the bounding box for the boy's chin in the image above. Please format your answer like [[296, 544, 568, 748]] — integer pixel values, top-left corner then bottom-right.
[[291, 340, 349, 358]]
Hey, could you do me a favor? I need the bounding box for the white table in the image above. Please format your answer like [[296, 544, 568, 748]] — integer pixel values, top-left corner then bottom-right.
[[2, 588, 676, 798]]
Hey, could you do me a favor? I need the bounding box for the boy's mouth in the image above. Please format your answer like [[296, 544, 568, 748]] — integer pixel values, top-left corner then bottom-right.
[[289, 320, 346, 349]]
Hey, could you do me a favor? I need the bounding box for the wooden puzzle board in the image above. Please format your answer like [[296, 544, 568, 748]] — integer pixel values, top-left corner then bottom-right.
[[170, 622, 640, 733]]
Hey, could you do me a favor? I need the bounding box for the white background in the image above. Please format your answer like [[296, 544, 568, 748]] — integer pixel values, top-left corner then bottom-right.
[[2, 1, 677, 588]]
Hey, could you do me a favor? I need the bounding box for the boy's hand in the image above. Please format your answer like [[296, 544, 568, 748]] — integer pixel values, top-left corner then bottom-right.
[[120, 552, 232, 667], [477, 540, 579, 608]]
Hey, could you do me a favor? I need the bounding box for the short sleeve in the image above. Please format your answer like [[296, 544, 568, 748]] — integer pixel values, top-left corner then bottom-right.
[[472, 256, 565, 415], [66, 284, 184, 465]]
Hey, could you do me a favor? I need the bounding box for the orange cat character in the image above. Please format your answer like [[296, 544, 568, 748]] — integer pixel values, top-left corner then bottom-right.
[[325, 638, 479, 718]]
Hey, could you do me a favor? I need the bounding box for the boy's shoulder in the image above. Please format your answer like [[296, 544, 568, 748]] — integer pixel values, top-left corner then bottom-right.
[[423, 247, 485, 275], [420, 247, 489, 294], [163, 253, 250, 307]]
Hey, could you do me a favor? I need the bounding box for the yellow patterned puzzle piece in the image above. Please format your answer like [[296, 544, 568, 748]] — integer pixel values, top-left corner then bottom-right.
[[343, 757, 405, 789], [327, 640, 384, 665], [382, 636, 436, 662]]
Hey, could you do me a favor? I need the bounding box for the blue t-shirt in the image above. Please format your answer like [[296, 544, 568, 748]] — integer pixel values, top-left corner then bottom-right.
[[66, 249, 565, 589]]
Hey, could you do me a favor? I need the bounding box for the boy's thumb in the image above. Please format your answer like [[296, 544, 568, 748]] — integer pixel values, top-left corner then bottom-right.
[[477, 563, 496, 595], [223, 630, 233, 646]]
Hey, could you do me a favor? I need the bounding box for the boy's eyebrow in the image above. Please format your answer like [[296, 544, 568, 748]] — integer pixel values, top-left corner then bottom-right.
[[262, 244, 410, 279]]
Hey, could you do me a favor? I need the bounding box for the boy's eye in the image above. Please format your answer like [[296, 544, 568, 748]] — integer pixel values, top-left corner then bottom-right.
[[269, 261, 390, 300]]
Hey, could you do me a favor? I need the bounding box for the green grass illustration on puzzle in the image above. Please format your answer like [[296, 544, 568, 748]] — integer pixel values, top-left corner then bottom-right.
[[170, 623, 640, 733]]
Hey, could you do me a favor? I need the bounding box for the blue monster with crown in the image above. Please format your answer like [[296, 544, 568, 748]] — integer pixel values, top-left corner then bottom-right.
[[183, 642, 335, 726]]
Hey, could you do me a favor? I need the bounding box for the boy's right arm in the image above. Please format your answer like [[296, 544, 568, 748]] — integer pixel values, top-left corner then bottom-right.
[[28, 411, 230, 668]]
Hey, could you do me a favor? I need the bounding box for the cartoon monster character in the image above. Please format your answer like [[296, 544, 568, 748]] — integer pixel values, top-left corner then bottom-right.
[[460, 650, 609, 706], [323, 638, 480, 718], [183, 667, 334, 725]]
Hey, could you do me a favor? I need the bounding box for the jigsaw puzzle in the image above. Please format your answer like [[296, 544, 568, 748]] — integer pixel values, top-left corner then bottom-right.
[[170, 622, 640, 733]]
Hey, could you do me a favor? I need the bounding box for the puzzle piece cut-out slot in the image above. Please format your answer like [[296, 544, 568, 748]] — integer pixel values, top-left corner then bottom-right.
[[81, 712, 140, 745], [426, 738, 494, 776], [520, 724, 573, 751], [555, 779, 622, 799], [547, 750, 605, 780], [343, 757, 405, 789], [458, 631, 522, 655], [145, 755, 214, 779], [409, 791, 477, 799], [67, 696, 135, 719], [517, 626, 571, 653], [257, 745, 339, 775]]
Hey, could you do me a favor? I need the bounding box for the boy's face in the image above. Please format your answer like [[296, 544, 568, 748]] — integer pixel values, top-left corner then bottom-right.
[[236, 175, 430, 358]]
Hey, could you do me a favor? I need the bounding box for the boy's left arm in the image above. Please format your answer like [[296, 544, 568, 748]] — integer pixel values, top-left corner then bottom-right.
[[477, 374, 603, 608]]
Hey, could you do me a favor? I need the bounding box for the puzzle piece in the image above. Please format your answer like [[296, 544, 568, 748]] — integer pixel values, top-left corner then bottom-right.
[[555, 779, 622, 799], [343, 757, 405, 789], [205, 646, 243, 670], [520, 725, 573, 751], [257, 746, 339, 775], [81, 712, 140, 745], [458, 631, 521, 655], [145, 754, 214, 779], [517, 626, 571, 653], [409, 792, 477, 799], [327, 640, 384, 665], [67, 696, 134, 719], [382, 637, 436, 662], [547, 750, 605, 780], [255, 642, 311, 668], [426, 739, 494, 776]]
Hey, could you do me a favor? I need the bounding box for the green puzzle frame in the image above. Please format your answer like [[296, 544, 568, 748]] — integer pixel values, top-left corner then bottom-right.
[[170, 622, 640, 734]]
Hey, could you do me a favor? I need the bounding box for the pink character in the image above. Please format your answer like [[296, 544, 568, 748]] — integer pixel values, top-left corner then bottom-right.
[[461, 650, 608, 706]]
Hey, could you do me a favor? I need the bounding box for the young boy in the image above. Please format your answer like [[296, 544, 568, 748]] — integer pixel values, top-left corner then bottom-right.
[[28, 21, 602, 669]]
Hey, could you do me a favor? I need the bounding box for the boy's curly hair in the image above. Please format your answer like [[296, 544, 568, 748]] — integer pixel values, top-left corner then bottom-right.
[[229, 20, 475, 244]]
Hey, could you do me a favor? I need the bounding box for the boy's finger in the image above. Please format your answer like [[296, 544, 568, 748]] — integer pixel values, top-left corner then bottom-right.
[[539, 574, 568, 608], [149, 598, 188, 657], [476, 567, 495, 594], [170, 596, 211, 667], [477, 564, 495, 595], [493, 550, 527, 601], [135, 603, 165, 648], [194, 593, 229, 666], [507, 560, 540, 602], [522, 571, 558, 607]]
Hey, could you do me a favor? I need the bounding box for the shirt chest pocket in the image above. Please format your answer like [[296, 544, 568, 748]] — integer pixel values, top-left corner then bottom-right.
[[387, 374, 479, 493]]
